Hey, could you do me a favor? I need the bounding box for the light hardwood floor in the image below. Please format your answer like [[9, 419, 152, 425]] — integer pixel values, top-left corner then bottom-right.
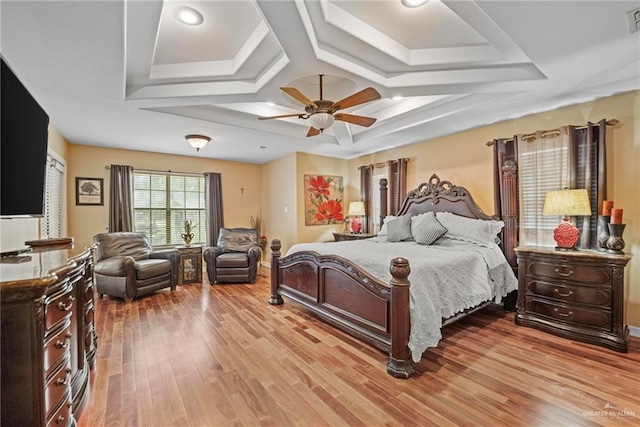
[[77, 269, 640, 427]]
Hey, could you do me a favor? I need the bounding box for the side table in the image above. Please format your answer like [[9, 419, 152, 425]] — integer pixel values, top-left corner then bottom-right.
[[332, 232, 376, 242], [176, 245, 203, 284]]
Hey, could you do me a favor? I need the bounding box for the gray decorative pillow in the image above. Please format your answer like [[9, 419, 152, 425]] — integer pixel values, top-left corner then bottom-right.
[[436, 212, 504, 247], [386, 215, 412, 242], [217, 227, 258, 252], [411, 212, 447, 245]]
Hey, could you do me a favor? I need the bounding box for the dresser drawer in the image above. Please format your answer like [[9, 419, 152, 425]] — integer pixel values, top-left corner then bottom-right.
[[43, 320, 72, 372], [45, 285, 75, 330], [44, 356, 71, 418], [527, 260, 610, 285], [524, 279, 611, 307], [524, 297, 611, 330]]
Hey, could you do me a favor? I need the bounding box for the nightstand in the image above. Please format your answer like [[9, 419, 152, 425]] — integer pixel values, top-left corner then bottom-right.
[[515, 246, 632, 352], [176, 245, 203, 284], [332, 232, 376, 242]]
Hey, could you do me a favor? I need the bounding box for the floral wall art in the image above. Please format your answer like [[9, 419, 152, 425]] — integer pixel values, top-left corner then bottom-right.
[[304, 174, 344, 226]]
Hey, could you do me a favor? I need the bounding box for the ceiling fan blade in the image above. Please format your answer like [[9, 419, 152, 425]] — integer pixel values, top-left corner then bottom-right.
[[307, 127, 321, 137], [258, 113, 304, 120], [334, 113, 377, 127], [330, 87, 381, 111], [280, 87, 318, 108]]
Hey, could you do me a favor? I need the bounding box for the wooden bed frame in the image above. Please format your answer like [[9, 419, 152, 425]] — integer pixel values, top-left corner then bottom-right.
[[269, 174, 503, 378]]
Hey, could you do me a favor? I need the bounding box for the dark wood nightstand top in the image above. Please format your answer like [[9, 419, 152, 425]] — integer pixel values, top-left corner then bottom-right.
[[332, 232, 376, 242], [515, 246, 632, 263]]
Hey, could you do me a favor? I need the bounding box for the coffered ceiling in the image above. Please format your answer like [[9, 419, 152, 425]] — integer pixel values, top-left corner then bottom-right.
[[1, 1, 639, 164]]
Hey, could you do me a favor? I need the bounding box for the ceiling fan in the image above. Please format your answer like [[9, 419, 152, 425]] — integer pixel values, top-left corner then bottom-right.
[[258, 74, 381, 137]]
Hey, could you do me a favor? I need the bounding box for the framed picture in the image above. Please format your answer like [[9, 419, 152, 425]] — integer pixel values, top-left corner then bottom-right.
[[304, 174, 344, 226], [76, 177, 104, 206]]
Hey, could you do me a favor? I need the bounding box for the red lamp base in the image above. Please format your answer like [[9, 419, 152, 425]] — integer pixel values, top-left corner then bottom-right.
[[553, 217, 580, 250], [351, 217, 362, 234]]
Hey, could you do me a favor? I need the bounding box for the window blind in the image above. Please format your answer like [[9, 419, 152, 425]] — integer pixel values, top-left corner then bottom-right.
[[133, 171, 206, 246], [40, 155, 65, 238]]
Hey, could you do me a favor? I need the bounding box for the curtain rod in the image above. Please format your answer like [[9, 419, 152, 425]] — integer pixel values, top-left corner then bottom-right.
[[358, 158, 410, 170], [485, 119, 619, 146], [105, 165, 203, 177]]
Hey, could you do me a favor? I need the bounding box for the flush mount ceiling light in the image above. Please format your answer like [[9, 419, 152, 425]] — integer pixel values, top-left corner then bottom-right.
[[401, 0, 429, 7], [173, 6, 204, 26], [185, 134, 210, 152]]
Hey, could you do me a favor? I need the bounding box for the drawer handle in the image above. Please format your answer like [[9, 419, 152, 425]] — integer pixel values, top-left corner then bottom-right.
[[57, 301, 72, 312], [56, 377, 68, 386], [554, 268, 574, 277], [554, 289, 574, 298], [55, 340, 68, 349], [65, 332, 72, 339], [554, 307, 573, 318], [56, 415, 65, 424]]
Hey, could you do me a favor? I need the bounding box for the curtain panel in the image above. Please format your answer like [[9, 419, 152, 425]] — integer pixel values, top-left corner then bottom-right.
[[108, 164, 134, 232], [204, 172, 224, 246], [359, 164, 373, 234], [386, 158, 408, 216]]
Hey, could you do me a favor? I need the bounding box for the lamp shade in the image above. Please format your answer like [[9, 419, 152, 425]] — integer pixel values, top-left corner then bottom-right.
[[543, 189, 591, 216], [348, 201, 366, 216], [185, 134, 210, 152], [308, 112, 334, 131]]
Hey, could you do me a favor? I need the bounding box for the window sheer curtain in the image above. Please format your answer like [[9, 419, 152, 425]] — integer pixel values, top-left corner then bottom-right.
[[109, 164, 134, 232], [204, 172, 224, 246]]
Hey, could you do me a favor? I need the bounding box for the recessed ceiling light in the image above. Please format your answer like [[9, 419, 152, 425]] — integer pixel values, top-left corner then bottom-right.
[[391, 96, 403, 101], [266, 102, 275, 107], [258, 145, 267, 149], [401, 0, 429, 8], [173, 6, 204, 26]]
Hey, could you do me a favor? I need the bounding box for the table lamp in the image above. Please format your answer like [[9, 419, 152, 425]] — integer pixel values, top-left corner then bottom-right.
[[348, 201, 366, 234], [542, 189, 592, 250]]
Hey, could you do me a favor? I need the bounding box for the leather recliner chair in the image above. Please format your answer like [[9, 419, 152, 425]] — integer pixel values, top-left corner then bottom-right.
[[203, 228, 262, 284], [93, 232, 179, 302]]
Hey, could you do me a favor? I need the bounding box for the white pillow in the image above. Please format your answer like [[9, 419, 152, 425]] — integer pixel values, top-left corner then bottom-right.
[[386, 215, 413, 242], [377, 215, 396, 236], [436, 212, 504, 246], [411, 212, 448, 245]]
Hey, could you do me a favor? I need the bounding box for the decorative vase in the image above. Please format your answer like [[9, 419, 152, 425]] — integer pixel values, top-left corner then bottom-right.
[[606, 223, 625, 255], [181, 233, 194, 246], [597, 215, 610, 252]]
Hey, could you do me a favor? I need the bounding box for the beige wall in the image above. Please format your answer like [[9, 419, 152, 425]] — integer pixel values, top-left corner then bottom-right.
[[347, 90, 639, 327], [262, 153, 297, 259], [67, 144, 262, 244], [0, 125, 69, 251]]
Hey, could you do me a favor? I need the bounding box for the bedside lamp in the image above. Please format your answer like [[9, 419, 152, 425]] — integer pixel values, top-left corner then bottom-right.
[[347, 201, 366, 234], [543, 189, 592, 250]]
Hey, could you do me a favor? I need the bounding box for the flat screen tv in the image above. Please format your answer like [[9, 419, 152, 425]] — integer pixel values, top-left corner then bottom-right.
[[1, 57, 49, 217]]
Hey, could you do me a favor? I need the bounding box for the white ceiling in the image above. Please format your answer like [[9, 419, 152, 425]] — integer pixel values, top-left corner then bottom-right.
[[1, 0, 639, 164]]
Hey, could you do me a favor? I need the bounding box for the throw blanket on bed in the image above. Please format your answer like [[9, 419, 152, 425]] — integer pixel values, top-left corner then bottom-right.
[[286, 237, 518, 362]]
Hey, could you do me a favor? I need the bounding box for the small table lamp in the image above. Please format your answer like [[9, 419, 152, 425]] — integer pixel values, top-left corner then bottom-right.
[[347, 201, 366, 234], [542, 189, 592, 250]]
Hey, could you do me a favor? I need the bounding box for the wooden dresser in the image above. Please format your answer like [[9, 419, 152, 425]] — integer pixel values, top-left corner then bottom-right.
[[515, 246, 631, 352], [1, 244, 97, 426]]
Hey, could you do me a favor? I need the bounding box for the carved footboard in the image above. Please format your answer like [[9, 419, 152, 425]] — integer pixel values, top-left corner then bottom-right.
[[269, 240, 413, 378]]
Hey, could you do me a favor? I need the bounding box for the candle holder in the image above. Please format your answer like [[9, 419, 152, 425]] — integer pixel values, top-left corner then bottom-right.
[[606, 223, 626, 255], [597, 215, 610, 252]]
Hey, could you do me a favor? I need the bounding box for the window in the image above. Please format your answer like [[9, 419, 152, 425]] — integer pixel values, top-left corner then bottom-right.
[[41, 153, 65, 239], [133, 171, 205, 246], [518, 133, 569, 247], [370, 166, 388, 234]]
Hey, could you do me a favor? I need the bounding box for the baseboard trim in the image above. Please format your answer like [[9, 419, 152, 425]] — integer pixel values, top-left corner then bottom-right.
[[629, 325, 640, 338], [261, 261, 271, 269]]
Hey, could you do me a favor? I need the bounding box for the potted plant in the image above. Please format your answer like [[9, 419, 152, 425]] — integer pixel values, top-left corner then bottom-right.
[[250, 213, 268, 252], [181, 219, 198, 246]]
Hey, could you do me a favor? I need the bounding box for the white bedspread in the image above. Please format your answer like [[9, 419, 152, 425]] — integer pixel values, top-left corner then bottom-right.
[[286, 237, 518, 362]]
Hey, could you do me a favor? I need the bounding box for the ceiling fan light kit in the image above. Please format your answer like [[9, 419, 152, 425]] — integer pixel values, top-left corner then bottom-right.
[[258, 74, 381, 137]]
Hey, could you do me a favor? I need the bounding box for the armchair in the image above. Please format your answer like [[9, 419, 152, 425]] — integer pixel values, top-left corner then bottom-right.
[[203, 227, 262, 284], [93, 232, 179, 302]]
